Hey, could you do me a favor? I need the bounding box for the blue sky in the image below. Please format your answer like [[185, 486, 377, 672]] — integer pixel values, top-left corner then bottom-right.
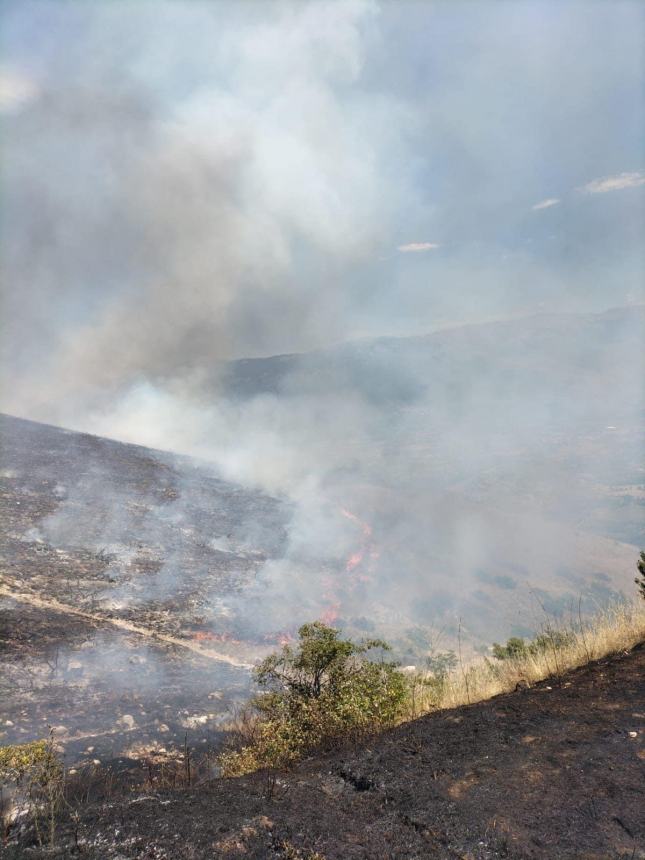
[[1, 0, 643, 419]]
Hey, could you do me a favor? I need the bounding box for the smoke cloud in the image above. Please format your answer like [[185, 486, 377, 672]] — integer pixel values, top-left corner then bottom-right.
[[1, 0, 644, 644]]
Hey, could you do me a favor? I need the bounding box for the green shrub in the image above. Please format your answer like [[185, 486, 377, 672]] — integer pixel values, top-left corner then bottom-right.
[[492, 629, 574, 661], [414, 650, 458, 708], [1, 737, 64, 849], [219, 622, 409, 777], [426, 650, 457, 679], [491, 636, 528, 661], [0, 740, 60, 784]]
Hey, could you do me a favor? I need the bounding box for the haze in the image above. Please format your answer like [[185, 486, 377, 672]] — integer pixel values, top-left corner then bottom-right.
[[1, 0, 644, 642]]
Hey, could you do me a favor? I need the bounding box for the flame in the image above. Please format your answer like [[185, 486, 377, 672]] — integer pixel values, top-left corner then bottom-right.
[[320, 602, 341, 625], [262, 630, 295, 646], [340, 508, 376, 577], [346, 551, 363, 572], [311, 506, 379, 624], [340, 507, 372, 538]]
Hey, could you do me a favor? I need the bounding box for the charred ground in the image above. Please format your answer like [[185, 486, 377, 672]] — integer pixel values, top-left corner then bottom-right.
[[5, 643, 644, 859], [0, 412, 289, 765]]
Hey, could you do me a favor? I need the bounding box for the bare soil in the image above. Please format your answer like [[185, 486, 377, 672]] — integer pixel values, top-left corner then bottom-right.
[[7, 644, 644, 859]]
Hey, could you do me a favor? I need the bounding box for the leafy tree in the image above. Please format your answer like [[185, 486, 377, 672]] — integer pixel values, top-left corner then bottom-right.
[[255, 621, 390, 699], [219, 622, 409, 778], [636, 551, 645, 601]]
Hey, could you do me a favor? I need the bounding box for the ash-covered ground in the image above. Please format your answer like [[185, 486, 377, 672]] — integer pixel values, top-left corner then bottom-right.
[[0, 413, 289, 767]]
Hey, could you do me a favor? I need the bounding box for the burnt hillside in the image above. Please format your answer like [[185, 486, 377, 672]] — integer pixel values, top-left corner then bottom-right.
[[6, 644, 645, 859], [0, 413, 289, 763]]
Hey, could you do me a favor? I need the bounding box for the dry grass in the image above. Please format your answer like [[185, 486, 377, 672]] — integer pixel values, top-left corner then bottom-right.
[[407, 600, 645, 717]]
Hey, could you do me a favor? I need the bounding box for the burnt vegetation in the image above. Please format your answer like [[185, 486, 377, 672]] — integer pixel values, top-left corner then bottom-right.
[[1, 633, 644, 859], [1, 414, 644, 857], [0, 561, 644, 856]]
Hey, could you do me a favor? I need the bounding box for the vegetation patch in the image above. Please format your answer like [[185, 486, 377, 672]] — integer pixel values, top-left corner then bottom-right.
[[220, 573, 645, 782], [0, 735, 65, 849], [218, 621, 408, 783]]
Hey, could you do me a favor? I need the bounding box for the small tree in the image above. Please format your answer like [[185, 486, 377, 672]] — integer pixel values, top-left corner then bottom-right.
[[636, 551, 645, 601], [219, 622, 409, 778], [255, 621, 390, 700]]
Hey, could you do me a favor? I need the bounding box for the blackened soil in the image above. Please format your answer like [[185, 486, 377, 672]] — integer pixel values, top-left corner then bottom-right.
[[7, 645, 644, 859]]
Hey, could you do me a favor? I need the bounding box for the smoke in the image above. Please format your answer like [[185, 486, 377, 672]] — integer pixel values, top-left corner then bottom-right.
[[2, 0, 420, 422], [1, 1, 644, 645]]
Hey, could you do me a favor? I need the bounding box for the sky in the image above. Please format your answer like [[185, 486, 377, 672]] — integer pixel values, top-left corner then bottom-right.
[[1, 0, 644, 424]]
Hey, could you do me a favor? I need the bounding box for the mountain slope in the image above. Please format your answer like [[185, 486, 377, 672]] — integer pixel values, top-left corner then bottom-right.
[[0, 413, 288, 763], [6, 644, 644, 859], [223, 306, 645, 418]]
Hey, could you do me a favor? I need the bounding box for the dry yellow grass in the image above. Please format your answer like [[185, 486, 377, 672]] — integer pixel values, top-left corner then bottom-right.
[[407, 600, 645, 717]]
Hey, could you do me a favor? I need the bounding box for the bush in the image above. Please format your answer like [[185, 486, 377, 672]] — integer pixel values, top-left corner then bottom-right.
[[413, 650, 458, 709], [492, 629, 574, 661], [219, 622, 409, 778], [0, 740, 55, 782], [1, 737, 64, 848], [491, 636, 529, 661]]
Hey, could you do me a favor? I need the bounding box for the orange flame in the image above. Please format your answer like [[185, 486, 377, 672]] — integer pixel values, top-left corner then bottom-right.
[[346, 551, 364, 572], [340, 507, 372, 538], [320, 602, 341, 625]]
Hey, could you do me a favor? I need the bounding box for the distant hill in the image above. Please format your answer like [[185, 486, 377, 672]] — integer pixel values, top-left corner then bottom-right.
[[223, 306, 645, 422], [222, 305, 644, 631]]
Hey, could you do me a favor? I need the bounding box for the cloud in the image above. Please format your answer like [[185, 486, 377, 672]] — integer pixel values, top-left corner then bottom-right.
[[579, 171, 645, 194], [0, 68, 38, 113], [397, 242, 441, 253], [532, 198, 560, 211]]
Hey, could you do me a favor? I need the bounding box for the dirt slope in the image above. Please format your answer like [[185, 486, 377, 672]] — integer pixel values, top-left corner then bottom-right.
[[8, 645, 644, 859]]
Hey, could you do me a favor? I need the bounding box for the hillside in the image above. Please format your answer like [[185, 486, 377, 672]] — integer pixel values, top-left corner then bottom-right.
[[219, 306, 645, 646], [1, 306, 644, 768], [5, 644, 644, 859], [223, 306, 644, 422], [0, 413, 289, 764]]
